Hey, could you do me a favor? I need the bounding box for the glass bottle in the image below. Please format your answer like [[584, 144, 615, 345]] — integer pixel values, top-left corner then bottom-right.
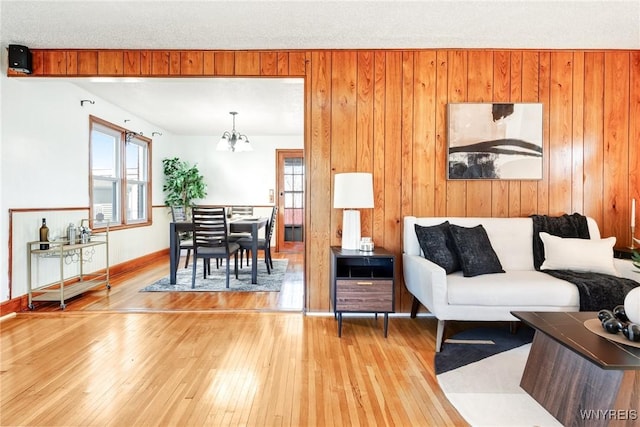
[[39, 218, 49, 250]]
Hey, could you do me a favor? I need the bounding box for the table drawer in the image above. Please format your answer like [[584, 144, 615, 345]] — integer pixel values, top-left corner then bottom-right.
[[335, 279, 393, 312]]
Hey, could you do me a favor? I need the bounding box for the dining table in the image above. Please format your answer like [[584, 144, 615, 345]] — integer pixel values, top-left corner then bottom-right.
[[169, 216, 268, 285]]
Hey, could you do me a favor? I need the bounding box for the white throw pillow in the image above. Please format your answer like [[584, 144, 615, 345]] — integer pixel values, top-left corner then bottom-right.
[[539, 232, 619, 276]]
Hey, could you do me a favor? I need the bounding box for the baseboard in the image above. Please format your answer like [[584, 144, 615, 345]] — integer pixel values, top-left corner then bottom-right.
[[108, 248, 168, 277], [0, 248, 169, 314], [0, 297, 24, 316], [304, 311, 436, 318]]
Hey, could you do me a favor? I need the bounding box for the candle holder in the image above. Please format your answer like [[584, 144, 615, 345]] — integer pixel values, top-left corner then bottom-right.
[[631, 226, 636, 250]]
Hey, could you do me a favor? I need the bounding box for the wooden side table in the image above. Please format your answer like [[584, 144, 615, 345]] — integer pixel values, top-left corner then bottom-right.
[[330, 246, 395, 337]]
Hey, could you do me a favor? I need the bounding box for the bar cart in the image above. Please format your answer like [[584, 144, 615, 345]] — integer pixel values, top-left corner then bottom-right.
[[27, 224, 109, 310]]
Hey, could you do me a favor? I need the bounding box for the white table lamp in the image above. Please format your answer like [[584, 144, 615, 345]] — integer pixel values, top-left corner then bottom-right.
[[334, 173, 374, 250]]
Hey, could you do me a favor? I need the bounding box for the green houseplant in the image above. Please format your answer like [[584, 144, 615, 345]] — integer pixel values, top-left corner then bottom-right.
[[632, 250, 640, 270], [162, 157, 207, 214]]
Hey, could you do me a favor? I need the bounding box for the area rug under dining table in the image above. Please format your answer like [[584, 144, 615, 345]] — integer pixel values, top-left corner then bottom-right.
[[140, 259, 288, 292]]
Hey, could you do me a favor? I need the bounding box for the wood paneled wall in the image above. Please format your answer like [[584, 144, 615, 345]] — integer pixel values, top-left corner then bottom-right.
[[9, 49, 640, 313]]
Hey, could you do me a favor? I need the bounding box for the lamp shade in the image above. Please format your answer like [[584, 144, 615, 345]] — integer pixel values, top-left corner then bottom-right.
[[334, 173, 374, 250], [333, 173, 374, 209], [216, 137, 229, 151]]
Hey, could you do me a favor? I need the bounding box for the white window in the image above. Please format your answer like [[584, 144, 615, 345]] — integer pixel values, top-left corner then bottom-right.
[[90, 116, 151, 229]]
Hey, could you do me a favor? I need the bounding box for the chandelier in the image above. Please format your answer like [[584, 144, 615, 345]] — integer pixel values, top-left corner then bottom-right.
[[216, 111, 252, 152]]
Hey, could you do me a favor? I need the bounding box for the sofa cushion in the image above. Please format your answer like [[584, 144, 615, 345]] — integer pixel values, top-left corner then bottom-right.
[[449, 224, 505, 277], [414, 222, 460, 274], [447, 270, 580, 307], [539, 232, 619, 276], [403, 216, 601, 269], [531, 213, 591, 270]]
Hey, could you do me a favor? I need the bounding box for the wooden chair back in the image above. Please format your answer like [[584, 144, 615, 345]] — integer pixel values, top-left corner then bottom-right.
[[192, 206, 230, 251], [266, 206, 278, 245], [231, 206, 254, 217]]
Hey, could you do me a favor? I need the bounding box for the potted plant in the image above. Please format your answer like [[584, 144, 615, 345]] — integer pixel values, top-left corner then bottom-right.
[[162, 157, 207, 215], [632, 250, 640, 270]]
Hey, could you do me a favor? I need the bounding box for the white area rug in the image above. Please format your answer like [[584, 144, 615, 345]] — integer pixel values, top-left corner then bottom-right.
[[437, 343, 562, 427]]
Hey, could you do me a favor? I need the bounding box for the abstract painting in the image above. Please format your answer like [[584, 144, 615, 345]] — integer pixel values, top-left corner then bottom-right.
[[447, 103, 543, 180]]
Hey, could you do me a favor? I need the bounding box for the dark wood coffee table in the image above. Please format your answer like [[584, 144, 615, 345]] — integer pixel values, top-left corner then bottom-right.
[[512, 311, 640, 427]]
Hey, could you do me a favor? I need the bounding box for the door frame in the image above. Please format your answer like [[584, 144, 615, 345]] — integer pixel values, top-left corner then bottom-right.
[[275, 149, 304, 253]]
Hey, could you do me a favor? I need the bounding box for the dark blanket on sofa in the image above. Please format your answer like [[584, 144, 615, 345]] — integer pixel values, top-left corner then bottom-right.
[[531, 213, 639, 311], [531, 213, 590, 270], [542, 269, 638, 311]]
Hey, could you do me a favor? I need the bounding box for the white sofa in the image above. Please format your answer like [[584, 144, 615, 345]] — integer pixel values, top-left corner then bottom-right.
[[402, 216, 636, 352]]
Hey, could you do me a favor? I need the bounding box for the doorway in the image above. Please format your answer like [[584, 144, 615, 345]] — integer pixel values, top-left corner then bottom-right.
[[276, 149, 304, 253]]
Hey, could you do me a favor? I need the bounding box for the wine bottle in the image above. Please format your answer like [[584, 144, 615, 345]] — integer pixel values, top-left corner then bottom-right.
[[39, 218, 49, 250]]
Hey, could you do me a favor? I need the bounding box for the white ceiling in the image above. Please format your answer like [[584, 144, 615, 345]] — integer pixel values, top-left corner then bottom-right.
[[2, 0, 639, 137], [2, 1, 639, 50], [70, 77, 305, 136]]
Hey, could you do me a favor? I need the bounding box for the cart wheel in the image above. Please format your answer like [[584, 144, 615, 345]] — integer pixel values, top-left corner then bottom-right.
[[107, 284, 111, 290], [28, 303, 34, 310], [60, 303, 66, 310]]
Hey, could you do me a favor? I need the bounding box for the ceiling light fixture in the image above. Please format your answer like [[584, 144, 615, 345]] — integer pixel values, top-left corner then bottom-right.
[[216, 111, 252, 152]]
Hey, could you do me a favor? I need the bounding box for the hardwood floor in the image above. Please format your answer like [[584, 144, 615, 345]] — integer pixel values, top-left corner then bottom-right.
[[28, 251, 304, 313], [1, 252, 469, 426]]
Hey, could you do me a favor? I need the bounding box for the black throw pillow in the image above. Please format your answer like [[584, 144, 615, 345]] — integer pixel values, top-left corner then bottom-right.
[[449, 224, 505, 277], [414, 222, 460, 274]]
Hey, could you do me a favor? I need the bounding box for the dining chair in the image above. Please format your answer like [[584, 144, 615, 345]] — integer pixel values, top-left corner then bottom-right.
[[171, 206, 193, 269], [237, 206, 277, 274], [191, 206, 240, 288], [228, 206, 254, 266], [231, 206, 254, 217]]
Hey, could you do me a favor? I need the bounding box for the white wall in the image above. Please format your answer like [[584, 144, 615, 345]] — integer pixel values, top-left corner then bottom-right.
[[0, 74, 303, 303], [0, 75, 178, 301], [184, 135, 302, 205], [0, 53, 5, 303], [1, 78, 178, 203]]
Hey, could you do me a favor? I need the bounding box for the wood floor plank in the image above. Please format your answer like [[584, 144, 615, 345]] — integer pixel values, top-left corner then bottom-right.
[[26, 252, 303, 313], [2, 254, 469, 426]]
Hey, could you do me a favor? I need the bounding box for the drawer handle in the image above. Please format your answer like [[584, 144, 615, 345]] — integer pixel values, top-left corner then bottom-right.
[[357, 281, 373, 286]]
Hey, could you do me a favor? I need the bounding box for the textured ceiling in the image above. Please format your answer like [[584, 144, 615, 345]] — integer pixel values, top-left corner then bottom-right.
[[2, 1, 639, 50], [2, 0, 638, 137], [70, 78, 305, 136]]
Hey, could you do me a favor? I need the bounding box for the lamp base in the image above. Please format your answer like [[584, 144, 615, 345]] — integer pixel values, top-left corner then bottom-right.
[[341, 210, 361, 250]]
